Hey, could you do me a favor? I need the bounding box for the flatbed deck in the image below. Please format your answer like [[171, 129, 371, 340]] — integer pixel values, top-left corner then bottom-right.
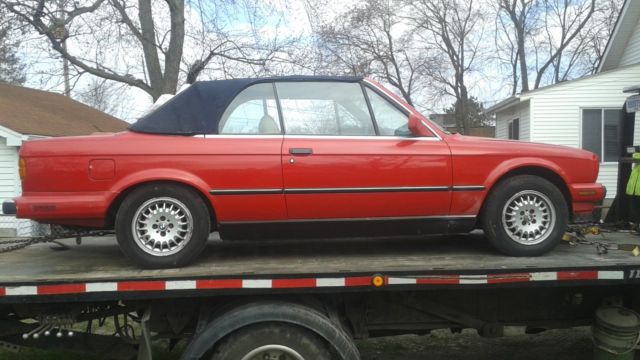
[[1, 231, 639, 302]]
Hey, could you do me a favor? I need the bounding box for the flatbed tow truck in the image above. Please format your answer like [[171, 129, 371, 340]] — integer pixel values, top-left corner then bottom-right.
[[0, 230, 639, 360]]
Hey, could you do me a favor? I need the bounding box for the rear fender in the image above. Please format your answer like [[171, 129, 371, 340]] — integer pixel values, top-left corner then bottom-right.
[[109, 169, 212, 206]]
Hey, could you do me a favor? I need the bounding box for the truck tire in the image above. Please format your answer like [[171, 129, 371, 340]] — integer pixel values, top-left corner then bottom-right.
[[482, 175, 568, 256], [115, 183, 210, 268], [210, 322, 332, 360]]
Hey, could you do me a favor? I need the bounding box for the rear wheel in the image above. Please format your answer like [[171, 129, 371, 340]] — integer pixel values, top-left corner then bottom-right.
[[210, 323, 331, 360], [482, 175, 568, 256], [115, 183, 210, 268]]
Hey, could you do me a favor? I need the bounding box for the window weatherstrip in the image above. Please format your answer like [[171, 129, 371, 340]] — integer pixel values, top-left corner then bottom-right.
[[361, 81, 381, 136], [272, 82, 286, 135]]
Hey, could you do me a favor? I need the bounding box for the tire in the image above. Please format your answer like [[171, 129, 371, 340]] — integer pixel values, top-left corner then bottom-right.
[[115, 183, 211, 268], [482, 175, 568, 256], [211, 323, 331, 360]]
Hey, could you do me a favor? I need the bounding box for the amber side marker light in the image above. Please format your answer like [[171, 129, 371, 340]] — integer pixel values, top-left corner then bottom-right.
[[18, 158, 26, 180], [372, 275, 385, 288], [578, 190, 597, 196]]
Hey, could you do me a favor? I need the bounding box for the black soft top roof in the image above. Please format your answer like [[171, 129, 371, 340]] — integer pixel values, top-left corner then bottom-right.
[[128, 76, 363, 135]]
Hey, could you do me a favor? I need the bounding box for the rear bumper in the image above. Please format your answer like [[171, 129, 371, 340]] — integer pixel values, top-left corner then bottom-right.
[[12, 192, 114, 227], [2, 201, 16, 215]]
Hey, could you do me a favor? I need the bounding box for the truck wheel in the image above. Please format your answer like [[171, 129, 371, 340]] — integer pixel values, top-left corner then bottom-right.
[[210, 323, 332, 360], [482, 175, 568, 256], [115, 183, 210, 268]]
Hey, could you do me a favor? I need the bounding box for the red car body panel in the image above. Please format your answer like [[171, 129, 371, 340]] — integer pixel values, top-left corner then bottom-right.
[[282, 136, 452, 219], [13, 79, 604, 232]]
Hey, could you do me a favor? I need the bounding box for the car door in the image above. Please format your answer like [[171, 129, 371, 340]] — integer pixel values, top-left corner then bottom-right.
[[279, 80, 452, 220], [205, 82, 286, 222]]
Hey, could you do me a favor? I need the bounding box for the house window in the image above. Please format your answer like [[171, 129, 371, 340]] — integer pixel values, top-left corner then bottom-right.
[[508, 118, 519, 140], [581, 109, 621, 162]]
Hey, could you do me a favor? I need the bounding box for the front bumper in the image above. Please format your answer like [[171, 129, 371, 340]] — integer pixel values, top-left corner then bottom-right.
[[569, 183, 606, 221]]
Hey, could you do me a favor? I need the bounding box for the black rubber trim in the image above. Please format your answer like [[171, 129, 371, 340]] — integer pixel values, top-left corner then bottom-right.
[[2, 201, 16, 215]]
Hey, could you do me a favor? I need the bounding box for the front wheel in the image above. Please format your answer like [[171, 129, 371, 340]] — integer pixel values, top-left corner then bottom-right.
[[115, 183, 211, 268], [482, 175, 568, 256]]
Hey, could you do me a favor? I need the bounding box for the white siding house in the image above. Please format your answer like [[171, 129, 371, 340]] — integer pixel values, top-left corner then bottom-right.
[[0, 130, 43, 237], [487, 0, 640, 199], [0, 83, 128, 237]]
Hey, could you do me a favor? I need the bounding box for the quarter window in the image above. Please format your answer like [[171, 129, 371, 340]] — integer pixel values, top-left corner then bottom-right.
[[365, 88, 409, 136], [581, 109, 621, 162], [219, 83, 281, 134], [276, 82, 375, 136]]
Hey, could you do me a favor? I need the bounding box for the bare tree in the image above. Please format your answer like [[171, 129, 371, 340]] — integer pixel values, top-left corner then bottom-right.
[[578, 0, 624, 74], [410, 0, 484, 134], [534, 0, 596, 89], [0, 0, 292, 101], [307, 0, 434, 107], [496, 0, 539, 93], [77, 78, 131, 119], [496, 0, 598, 93], [0, 9, 25, 85]]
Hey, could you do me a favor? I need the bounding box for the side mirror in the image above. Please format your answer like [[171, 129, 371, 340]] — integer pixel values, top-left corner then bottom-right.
[[408, 113, 432, 137]]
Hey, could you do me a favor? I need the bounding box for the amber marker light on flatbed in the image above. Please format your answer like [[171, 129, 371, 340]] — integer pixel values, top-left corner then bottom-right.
[[372, 275, 385, 287]]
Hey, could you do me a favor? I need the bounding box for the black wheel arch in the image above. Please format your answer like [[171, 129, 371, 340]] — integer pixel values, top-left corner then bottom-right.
[[105, 180, 217, 231], [180, 300, 360, 360], [481, 166, 573, 222]]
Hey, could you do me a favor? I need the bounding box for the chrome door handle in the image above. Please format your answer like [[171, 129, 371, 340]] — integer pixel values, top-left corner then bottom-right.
[[289, 148, 313, 155]]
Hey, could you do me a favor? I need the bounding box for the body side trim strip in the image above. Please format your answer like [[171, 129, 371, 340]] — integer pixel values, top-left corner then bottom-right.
[[219, 215, 477, 225], [210, 185, 486, 195], [284, 186, 450, 194], [209, 185, 485, 195], [209, 189, 283, 195], [451, 186, 486, 192]]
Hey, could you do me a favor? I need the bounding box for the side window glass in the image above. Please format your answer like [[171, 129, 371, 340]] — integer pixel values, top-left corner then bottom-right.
[[365, 88, 409, 136], [276, 82, 375, 136], [219, 83, 281, 134]]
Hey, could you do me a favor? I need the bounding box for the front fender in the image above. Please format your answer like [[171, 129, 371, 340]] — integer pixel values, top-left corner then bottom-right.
[[483, 158, 572, 190]]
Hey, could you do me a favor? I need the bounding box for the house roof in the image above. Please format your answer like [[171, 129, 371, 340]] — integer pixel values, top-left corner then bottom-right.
[[599, 0, 640, 72], [0, 82, 128, 137], [484, 96, 521, 115]]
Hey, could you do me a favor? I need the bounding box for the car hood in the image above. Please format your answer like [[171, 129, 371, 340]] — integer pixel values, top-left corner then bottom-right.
[[445, 134, 598, 161]]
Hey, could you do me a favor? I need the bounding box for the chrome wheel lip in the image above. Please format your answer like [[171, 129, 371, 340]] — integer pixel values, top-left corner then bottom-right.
[[131, 197, 194, 257], [239, 344, 305, 360], [501, 190, 556, 246]]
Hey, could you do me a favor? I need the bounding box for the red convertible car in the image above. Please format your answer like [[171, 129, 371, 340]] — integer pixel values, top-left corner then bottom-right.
[[5, 76, 605, 268]]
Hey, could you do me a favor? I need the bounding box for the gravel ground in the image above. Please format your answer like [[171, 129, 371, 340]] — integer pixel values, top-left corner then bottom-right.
[[357, 327, 595, 360]]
